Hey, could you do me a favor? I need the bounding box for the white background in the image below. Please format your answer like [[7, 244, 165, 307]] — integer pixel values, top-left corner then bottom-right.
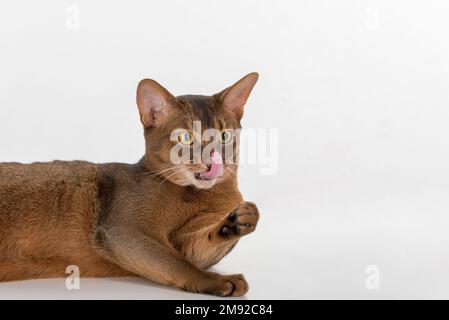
[[1, 0, 449, 299]]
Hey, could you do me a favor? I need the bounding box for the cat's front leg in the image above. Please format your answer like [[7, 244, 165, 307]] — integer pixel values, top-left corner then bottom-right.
[[218, 201, 260, 239], [95, 226, 249, 297], [171, 201, 260, 269]]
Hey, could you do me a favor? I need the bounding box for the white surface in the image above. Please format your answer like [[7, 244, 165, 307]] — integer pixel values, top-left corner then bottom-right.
[[1, 0, 449, 299]]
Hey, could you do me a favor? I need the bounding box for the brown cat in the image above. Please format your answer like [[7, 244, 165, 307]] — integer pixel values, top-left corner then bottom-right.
[[0, 73, 260, 297]]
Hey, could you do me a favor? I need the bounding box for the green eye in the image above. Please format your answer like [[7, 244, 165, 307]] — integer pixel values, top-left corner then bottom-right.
[[178, 131, 194, 145], [221, 130, 233, 144]]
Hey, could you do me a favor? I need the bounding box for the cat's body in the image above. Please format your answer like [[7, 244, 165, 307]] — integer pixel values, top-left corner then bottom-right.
[[0, 161, 131, 280], [0, 159, 241, 279], [0, 73, 260, 296]]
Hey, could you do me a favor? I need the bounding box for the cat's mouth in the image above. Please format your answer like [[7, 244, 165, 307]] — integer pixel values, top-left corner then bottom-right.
[[194, 172, 211, 181], [193, 151, 223, 181]]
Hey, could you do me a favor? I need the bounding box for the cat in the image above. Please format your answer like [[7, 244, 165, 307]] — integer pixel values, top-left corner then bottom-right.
[[0, 73, 260, 297]]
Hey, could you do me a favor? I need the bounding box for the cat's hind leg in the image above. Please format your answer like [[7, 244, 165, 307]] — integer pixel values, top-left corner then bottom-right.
[[0, 258, 68, 282], [0, 257, 132, 282]]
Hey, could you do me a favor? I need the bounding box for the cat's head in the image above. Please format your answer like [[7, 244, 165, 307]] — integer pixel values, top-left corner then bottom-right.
[[136, 73, 258, 189]]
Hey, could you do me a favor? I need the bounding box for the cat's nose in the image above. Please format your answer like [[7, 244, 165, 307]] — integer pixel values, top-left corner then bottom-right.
[[197, 151, 223, 180], [204, 149, 217, 168], [204, 160, 212, 169]]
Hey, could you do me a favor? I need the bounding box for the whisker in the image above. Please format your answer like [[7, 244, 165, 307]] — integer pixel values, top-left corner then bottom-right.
[[225, 163, 238, 166], [225, 167, 237, 176], [138, 163, 177, 172], [160, 168, 186, 185], [138, 165, 182, 177]]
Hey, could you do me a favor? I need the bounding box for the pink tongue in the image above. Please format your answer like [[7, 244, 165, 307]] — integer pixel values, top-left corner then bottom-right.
[[200, 151, 223, 180]]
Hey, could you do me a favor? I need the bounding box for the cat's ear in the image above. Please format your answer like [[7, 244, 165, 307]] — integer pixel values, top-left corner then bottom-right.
[[219, 72, 259, 120], [136, 79, 176, 128]]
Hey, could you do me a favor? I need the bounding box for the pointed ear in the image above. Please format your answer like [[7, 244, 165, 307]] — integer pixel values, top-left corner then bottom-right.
[[219, 72, 259, 120], [136, 79, 176, 128]]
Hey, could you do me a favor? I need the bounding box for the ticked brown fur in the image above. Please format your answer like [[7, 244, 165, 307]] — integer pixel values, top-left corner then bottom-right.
[[0, 73, 260, 297]]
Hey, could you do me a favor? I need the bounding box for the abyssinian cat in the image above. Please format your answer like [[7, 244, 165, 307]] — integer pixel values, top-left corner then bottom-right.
[[0, 73, 260, 297]]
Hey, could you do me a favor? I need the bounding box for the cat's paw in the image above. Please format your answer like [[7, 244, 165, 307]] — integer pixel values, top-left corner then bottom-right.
[[219, 202, 260, 238], [205, 274, 249, 297]]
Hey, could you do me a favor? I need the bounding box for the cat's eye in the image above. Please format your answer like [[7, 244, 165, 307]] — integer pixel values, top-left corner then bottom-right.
[[178, 131, 194, 146], [221, 130, 233, 144]]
